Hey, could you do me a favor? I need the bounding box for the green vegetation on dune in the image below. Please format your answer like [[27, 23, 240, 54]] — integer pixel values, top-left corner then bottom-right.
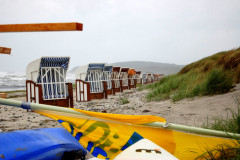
[[145, 47, 240, 159], [147, 47, 240, 102], [195, 96, 240, 160], [202, 96, 240, 134]]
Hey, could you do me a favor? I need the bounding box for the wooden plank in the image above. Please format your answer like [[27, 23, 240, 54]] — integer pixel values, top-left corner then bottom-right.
[[0, 93, 7, 99], [0, 22, 83, 32], [0, 47, 11, 54]]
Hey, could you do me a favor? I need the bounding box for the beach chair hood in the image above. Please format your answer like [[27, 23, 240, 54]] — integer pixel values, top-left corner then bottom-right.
[[75, 63, 105, 81], [26, 57, 70, 82]]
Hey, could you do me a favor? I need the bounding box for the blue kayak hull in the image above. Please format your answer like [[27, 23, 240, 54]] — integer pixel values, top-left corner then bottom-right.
[[0, 128, 87, 160]]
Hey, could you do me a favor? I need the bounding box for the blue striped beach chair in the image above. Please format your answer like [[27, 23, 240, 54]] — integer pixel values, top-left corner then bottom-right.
[[75, 63, 107, 102], [26, 57, 73, 107], [119, 67, 129, 91], [102, 66, 113, 95], [135, 71, 142, 84], [141, 73, 148, 84], [111, 67, 121, 94]]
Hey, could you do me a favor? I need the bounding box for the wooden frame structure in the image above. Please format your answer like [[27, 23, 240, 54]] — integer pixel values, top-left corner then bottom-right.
[[128, 69, 136, 89], [26, 57, 73, 108], [75, 63, 107, 102], [119, 67, 130, 91], [111, 67, 121, 94], [135, 71, 142, 84], [102, 65, 113, 95]]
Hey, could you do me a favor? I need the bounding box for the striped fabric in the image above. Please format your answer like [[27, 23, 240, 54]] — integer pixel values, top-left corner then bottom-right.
[[85, 64, 105, 93], [102, 66, 113, 90], [142, 74, 147, 83], [40, 57, 70, 69], [36, 57, 69, 100], [37, 57, 69, 83], [103, 66, 113, 72], [88, 64, 104, 70], [86, 70, 104, 93]]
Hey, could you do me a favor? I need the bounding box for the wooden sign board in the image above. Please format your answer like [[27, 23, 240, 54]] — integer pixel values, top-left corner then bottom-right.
[[0, 47, 11, 54], [0, 22, 83, 32]]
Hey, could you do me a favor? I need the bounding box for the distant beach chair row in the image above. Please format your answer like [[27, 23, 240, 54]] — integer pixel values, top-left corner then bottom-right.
[[26, 57, 164, 108]]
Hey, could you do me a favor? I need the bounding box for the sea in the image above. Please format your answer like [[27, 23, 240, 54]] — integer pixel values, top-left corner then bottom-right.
[[0, 72, 75, 92]]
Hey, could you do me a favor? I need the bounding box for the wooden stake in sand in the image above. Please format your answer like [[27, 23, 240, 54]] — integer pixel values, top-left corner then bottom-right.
[[0, 98, 240, 139]]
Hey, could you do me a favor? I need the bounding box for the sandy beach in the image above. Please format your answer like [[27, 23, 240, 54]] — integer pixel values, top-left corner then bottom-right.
[[1, 84, 240, 159]]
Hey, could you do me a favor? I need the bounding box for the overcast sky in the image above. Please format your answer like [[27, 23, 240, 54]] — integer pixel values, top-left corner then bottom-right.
[[0, 0, 240, 72]]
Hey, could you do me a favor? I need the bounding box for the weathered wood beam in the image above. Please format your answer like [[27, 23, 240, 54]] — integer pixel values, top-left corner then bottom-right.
[[0, 47, 11, 54], [0, 22, 83, 32]]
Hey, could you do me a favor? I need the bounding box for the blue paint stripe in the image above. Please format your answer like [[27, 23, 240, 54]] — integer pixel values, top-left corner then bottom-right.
[[21, 102, 31, 110], [128, 139, 133, 145], [121, 144, 128, 151], [75, 132, 83, 141], [121, 132, 143, 151], [58, 119, 64, 124], [92, 147, 107, 157], [87, 141, 94, 152], [70, 124, 74, 134]]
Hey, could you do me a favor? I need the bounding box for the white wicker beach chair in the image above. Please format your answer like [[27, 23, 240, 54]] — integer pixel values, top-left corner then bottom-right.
[[26, 57, 73, 107]]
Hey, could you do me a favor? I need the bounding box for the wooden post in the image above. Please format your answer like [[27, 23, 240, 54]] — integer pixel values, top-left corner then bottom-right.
[[26, 81, 29, 102], [120, 80, 123, 92], [112, 80, 115, 95], [87, 82, 91, 101], [134, 79, 137, 88], [38, 84, 43, 104], [103, 81, 108, 99], [67, 83, 73, 108]]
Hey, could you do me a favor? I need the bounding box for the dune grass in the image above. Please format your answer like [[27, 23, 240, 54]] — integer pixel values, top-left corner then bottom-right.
[[146, 47, 240, 102], [202, 96, 240, 134], [147, 67, 234, 102], [119, 97, 129, 105], [194, 96, 240, 159], [195, 141, 240, 160]]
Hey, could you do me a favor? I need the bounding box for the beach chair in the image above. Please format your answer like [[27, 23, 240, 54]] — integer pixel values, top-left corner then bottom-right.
[[141, 73, 148, 84], [119, 67, 129, 91], [26, 57, 73, 107], [111, 67, 121, 94], [128, 69, 136, 89], [102, 65, 113, 95], [152, 74, 158, 82], [159, 74, 164, 80], [135, 71, 142, 84], [75, 63, 107, 102], [147, 74, 153, 83]]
